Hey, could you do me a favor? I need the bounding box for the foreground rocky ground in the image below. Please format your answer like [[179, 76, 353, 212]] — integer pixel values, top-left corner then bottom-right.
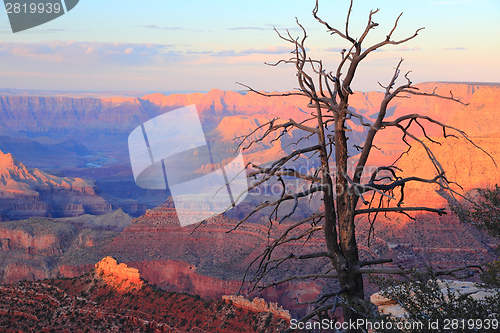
[[0, 206, 497, 319], [0, 257, 289, 333]]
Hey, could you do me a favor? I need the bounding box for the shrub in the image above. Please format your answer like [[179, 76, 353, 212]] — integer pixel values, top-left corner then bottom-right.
[[375, 272, 500, 333]]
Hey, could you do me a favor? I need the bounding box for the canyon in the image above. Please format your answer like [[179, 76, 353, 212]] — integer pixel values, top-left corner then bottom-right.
[[0, 256, 289, 332], [0, 149, 117, 220], [0, 82, 499, 320], [0, 82, 497, 211]]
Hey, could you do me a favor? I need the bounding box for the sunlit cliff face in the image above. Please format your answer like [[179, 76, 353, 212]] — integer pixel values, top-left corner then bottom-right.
[[94, 256, 144, 292]]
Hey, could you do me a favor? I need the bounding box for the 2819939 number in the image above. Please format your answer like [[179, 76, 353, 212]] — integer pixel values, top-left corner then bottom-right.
[[5, 2, 61, 14]]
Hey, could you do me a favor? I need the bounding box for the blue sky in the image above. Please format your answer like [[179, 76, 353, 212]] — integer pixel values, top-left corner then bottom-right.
[[0, 0, 499, 93]]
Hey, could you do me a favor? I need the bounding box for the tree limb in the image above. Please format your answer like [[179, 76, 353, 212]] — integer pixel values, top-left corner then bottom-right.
[[355, 207, 447, 216]]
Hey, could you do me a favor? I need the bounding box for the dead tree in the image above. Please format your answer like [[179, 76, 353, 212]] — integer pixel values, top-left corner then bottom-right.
[[233, 0, 487, 330]]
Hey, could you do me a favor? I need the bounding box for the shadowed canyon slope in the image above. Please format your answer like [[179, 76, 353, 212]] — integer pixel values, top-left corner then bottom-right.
[[0, 150, 115, 220]]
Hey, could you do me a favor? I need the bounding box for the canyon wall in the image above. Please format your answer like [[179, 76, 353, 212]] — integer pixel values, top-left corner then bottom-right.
[[0, 82, 499, 317], [0, 150, 115, 220]]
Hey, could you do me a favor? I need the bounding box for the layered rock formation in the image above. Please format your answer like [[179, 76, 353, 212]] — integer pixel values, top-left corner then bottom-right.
[[109, 207, 497, 311], [223, 295, 291, 321], [0, 150, 93, 194], [94, 256, 144, 292], [98, 208, 324, 317], [0, 210, 132, 284], [0, 149, 114, 219], [0, 82, 497, 213], [393, 136, 500, 208]]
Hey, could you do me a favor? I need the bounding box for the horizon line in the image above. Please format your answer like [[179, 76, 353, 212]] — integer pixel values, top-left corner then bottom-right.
[[1, 81, 499, 99]]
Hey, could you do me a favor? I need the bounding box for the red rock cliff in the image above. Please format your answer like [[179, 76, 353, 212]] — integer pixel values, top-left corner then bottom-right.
[[94, 256, 144, 292]]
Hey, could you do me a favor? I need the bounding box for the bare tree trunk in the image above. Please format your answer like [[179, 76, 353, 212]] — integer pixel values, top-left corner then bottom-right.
[[335, 108, 364, 328], [319, 98, 365, 326]]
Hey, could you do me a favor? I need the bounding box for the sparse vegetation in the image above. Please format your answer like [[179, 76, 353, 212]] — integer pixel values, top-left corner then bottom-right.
[[373, 185, 500, 332], [456, 185, 500, 238], [453, 185, 500, 287], [374, 271, 500, 333]]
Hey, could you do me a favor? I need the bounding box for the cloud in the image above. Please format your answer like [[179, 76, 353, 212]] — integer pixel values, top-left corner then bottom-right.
[[0, 41, 291, 66], [209, 46, 291, 57], [443, 47, 467, 51], [0, 25, 67, 34], [268, 24, 302, 32], [211, 49, 240, 57], [186, 50, 213, 55], [323, 47, 386, 53], [0, 41, 180, 65], [396, 46, 422, 51], [228, 26, 268, 31], [40, 28, 67, 32], [136, 25, 183, 30], [370, 57, 403, 62], [6, 43, 54, 55], [324, 47, 345, 53], [430, 0, 471, 3], [228, 25, 301, 32], [239, 46, 291, 55]]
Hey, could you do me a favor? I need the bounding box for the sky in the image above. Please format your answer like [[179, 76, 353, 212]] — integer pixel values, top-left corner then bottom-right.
[[0, 0, 499, 93]]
